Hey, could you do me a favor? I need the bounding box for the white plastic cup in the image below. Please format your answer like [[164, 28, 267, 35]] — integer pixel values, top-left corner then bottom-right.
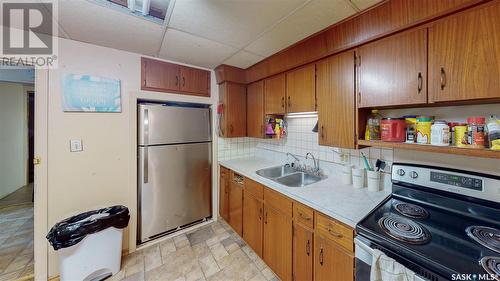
[[367, 170, 381, 192], [341, 164, 353, 185], [352, 168, 366, 189]]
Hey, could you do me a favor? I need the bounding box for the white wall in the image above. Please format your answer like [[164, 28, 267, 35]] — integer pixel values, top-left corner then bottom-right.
[[0, 82, 31, 198], [46, 38, 219, 277]]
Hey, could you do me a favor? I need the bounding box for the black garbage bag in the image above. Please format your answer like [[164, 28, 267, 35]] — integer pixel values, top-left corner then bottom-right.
[[46, 205, 130, 250]]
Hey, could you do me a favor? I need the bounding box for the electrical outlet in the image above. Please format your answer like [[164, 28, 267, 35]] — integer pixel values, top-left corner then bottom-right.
[[70, 139, 83, 152]]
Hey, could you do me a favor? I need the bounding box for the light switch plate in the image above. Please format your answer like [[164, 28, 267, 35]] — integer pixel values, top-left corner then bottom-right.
[[70, 139, 83, 152]]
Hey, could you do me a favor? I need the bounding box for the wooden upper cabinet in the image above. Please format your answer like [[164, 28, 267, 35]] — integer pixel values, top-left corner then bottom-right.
[[428, 1, 500, 103], [314, 234, 354, 281], [219, 167, 229, 222], [264, 74, 286, 115], [263, 205, 293, 281], [179, 66, 211, 96], [357, 28, 428, 108], [247, 81, 265, 138], [243, 189, 264, 257], [142, 58, 180, 92], [294, 223, 314, 281], [316, 51, 356, 149], [286, 64, 316, 113], [219, 82, 246, 138], [141, 57, 211, 97]]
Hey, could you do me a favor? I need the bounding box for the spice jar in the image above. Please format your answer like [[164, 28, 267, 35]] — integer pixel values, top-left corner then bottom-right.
[[431, 121, 450, 146], [416, 116, 434, 144], [467, 117, 486, 148], [404, 115, 417, 143], [448, 122, 461, 146], [455, 125, 468, 147]]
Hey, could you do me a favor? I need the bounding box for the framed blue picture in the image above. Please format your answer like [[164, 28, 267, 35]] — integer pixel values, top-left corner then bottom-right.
[[62, 74, 121, 112]]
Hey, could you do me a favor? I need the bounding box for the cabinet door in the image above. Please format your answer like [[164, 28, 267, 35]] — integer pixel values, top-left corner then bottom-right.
[[141, 58, 180, 92], [243, 190, 264, 257], [219, 168, 229, 221], [314, 235, 354, 281], [294, 224, 314, 281], [286, 64, 316, 113], [264, 74, 286, 115], [228, 178, 243, 236], [247, 81, 265, 138], [219, 82, 247, 138], [316, 51, 356, 149], [358, 28, 427, 108], [180, 66, 211, 97], [263, 206, 292, 281], [428, 1, 500, 102]]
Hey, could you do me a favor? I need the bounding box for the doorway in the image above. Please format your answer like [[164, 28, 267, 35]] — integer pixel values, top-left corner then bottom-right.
[[0, 69, 35, 280]]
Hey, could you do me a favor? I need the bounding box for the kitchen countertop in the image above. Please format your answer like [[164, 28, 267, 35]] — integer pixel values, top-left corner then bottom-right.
[[219, 157, 391, 229]]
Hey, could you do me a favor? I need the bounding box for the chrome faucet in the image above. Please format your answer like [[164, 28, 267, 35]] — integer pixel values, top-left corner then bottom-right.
[[306, 152, 319, 172], [286, 153, 301, 168]]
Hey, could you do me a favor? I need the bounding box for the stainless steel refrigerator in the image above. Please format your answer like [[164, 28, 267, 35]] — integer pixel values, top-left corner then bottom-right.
[[138, 102, 212, 243]]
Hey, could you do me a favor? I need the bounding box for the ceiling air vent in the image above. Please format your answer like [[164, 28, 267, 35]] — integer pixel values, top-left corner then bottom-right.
[[89, 0, 170, 24]]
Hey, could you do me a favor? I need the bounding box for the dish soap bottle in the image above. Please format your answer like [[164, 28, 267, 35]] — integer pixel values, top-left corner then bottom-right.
[[365, 109, 382, 141]]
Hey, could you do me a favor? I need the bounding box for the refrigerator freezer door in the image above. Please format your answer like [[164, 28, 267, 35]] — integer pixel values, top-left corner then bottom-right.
[[138, 103, 211, 145], [138, 143, 212, 242]]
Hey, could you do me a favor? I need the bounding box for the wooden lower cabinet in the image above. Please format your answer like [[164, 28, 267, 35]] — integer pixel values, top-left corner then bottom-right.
[[314, 234, 354, 281], [228, 172, 243, 236], [263, 205, 293, 281], [293, 223, 314, 281], [219, 167, 229, 221], [243, 190, 264, 257]]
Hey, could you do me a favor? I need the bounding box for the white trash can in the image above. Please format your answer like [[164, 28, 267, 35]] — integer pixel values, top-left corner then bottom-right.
[[47, 206, 130, 281]]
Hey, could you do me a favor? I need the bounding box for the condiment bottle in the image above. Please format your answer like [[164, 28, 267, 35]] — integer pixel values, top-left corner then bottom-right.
[[431, 120, 450, 146], [467, 117, 486, 148]]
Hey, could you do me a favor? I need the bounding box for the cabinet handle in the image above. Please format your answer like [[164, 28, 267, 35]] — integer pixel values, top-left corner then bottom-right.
[[281, 97, 285, 109], [320, 126, 325, 139], [440, 67, 446, 90], [175, 76, 179, 86], [288, 96, 291, 108], [143, 79, 146, 87], [182, 77, 186, 87], [358, 92, 361, 105], [328, 228, 343, 238], [299, 212, 311, 221], [259, 208, 262, 221], [319, 248, 324, 266], [264, 211, 268, 224], [306, 239, 311, 256], [229, 124, 234, 134], [417, 72, 423, 93]]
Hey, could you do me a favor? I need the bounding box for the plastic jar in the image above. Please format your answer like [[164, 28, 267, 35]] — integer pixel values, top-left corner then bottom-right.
[[416, 116, 434, 144], [366, 109, 382, 141], [381, 118, 406, 142], [467, 117, 486, 148], [431, 121, 450, 146]]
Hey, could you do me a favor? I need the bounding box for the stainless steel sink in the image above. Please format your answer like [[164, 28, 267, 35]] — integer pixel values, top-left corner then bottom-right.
[[256, 165, 296, 179], [275, 172, 324, 187], [256, 165, 326, 187]]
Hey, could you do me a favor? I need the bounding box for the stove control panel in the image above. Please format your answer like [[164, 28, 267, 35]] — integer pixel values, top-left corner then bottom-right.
[[392, 164, 500, 203]]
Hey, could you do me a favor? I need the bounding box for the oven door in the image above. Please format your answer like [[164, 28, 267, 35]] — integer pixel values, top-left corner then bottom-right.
[[354, 236, 428, 281]]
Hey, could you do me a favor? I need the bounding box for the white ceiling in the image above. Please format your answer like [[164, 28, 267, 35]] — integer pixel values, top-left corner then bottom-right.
[[53, 0, 382, 69]]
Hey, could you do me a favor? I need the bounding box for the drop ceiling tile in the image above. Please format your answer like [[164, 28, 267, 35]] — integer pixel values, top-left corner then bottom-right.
[[169, 0, 308, 49], [223, 50, 265, 69], [159, 28, 238, 68], [57, 1, 164, 55], [245, 0, 356, 57], [349, 0, 383, 11]]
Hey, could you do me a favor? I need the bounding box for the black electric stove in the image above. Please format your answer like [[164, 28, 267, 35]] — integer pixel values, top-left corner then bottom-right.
[[356, 163, 500, 281]]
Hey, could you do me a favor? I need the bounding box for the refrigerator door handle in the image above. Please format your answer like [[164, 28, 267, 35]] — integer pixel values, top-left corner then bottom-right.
[[143, 148, 148, 184], [144, 108, 149, 145]]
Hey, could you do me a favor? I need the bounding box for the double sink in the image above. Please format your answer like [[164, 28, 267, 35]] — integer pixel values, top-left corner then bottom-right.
[[256, 165, 326, 187]]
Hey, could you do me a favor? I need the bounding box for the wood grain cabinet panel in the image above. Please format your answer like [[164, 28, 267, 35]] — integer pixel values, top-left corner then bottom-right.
[[247, 81, 265, 138], [264, 74, 286, 115], [428, 1, 500, 103], [219, 167, 229, 222], [179, 66, 210, 96], [228, 172, 244, 236], [314, 234, 354, 281], [358, 28, 428, 108], [286, 64, 316, 113], [219, 82, 247, 138], [243, 189, 264, 257], [141, 58, 180, 92], [294, 223, 314, 281], [263, 205, 293, 281], [316, 51, 356, 149]]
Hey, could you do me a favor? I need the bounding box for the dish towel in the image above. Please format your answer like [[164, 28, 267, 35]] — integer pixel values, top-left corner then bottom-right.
[[370, 249, 416, 281]]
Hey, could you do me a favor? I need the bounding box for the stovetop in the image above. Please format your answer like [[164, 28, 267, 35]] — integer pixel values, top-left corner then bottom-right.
[[356, 163, 500, 280]]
